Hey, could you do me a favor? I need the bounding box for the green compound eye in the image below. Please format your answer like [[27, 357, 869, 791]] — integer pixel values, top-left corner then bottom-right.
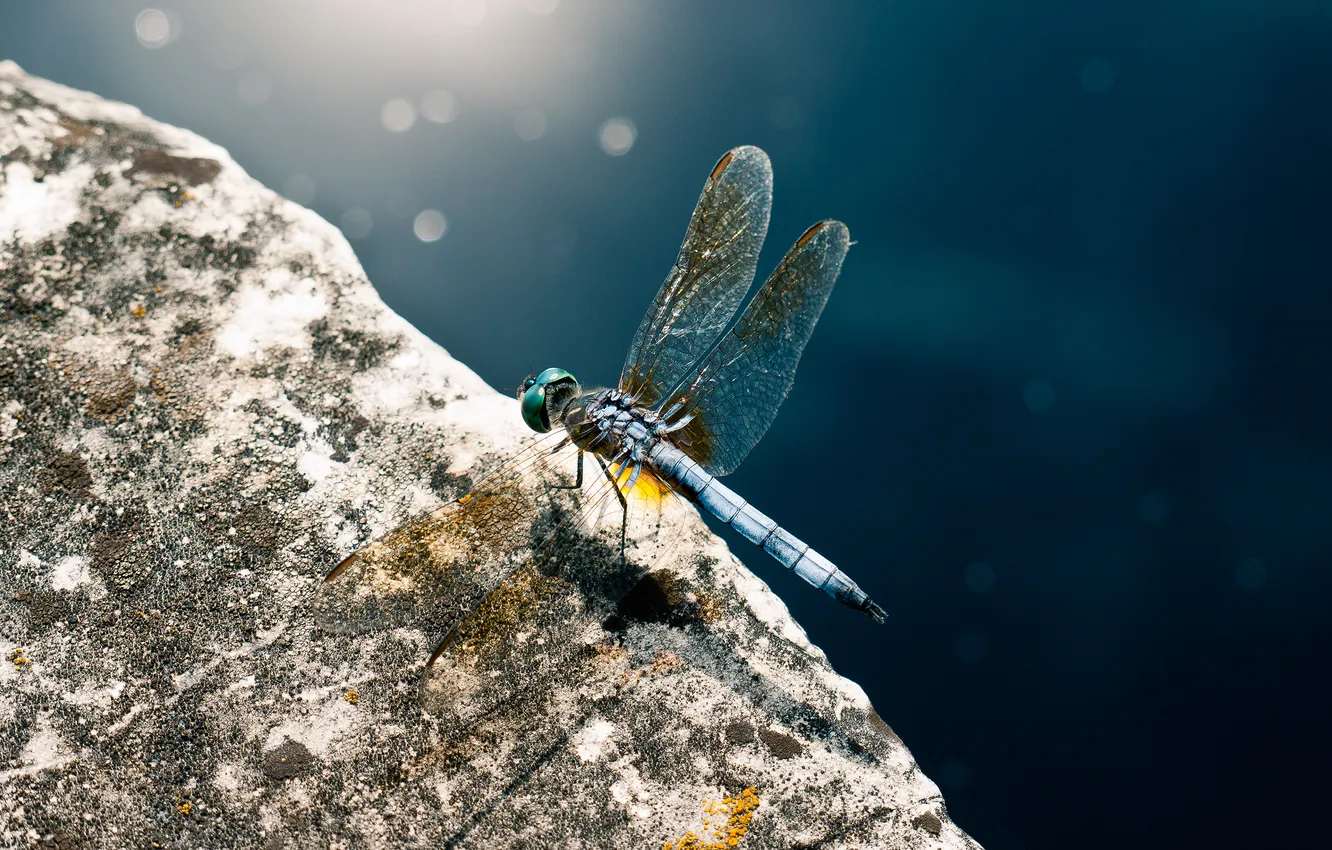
[[519, 367, 577, 433]]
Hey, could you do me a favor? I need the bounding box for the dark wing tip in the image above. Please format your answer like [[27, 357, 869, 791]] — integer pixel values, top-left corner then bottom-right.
[[796, 219, 851, 250], [795, 221, 825, 248], [710, 150, 735, 181], [709, 145, 772, 184]]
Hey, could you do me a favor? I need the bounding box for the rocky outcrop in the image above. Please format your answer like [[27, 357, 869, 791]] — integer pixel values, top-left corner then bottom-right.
[[0, 62, 978, 849]]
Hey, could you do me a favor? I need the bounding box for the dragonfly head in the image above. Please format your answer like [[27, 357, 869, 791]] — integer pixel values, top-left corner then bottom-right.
[[517, 367, 580, 433]]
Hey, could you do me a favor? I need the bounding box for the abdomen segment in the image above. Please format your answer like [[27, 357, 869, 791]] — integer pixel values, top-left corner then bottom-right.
[[648, 444, 885, 622]]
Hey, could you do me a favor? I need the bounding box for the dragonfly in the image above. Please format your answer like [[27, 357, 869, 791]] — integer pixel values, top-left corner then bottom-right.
[[323, 146, 884, 664]]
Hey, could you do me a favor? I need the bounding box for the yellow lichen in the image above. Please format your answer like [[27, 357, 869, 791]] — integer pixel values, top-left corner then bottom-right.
[[343, 689, 359, 705], [176, 800, 192, 816], [664, 786, 760, 850], [131, 305, 146, 318], [7, 648, 30, 668]]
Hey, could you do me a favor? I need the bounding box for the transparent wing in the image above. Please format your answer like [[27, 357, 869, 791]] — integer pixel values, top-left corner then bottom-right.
[[663, 220, 850, 476], [316, 431, 687, 664], [619, 146, 773, 407]]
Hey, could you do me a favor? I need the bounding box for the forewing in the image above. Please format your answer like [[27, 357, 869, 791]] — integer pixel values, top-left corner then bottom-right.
[[664, 220, 850, 476], [619, 146, 773, 407]]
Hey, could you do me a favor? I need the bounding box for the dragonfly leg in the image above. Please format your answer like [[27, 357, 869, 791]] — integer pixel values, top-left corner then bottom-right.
[[592, 453, 629, 572], [550, 450, 584, 490]]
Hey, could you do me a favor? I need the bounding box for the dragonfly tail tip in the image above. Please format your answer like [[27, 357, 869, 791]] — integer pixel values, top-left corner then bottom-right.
[[863, 600, 887, 624]]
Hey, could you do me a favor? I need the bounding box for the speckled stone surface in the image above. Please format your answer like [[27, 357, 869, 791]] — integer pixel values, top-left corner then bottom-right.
[[0, 62, 979, 849]]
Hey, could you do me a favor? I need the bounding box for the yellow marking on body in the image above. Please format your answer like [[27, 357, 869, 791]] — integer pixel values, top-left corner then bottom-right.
[[614, 464, 674, 509]]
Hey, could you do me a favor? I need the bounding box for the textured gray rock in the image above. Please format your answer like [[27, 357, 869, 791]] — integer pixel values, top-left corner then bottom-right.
[[0, 63, 979, 849]]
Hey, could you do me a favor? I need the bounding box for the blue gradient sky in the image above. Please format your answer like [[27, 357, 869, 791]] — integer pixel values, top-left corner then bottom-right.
[[5, 2, 1330, 847]]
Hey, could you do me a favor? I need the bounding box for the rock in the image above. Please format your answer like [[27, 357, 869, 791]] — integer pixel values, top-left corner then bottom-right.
[[0, 62, 979, 849]]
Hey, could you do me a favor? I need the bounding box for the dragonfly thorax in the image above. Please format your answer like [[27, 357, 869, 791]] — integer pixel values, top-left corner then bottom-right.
[[560, 389, 694, 467]]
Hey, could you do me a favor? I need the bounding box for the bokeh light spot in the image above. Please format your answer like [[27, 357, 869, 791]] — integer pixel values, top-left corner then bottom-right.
[[954, 633, 987, 664], [421, 90, 458, 124], [964, 561, 996, 594], [1081, 58, 1116, 93], [414, 209, 447, 242], [381, 98, 416, 133], [1235, 558, 1266, 590], [340, 208, 374, 240], [281, 174, 316, 206], [513, 107, 547, 141], [599, 117, 636, 156], [135, 9, 172, 49], [1136, 492, 1171, 524], [237, 72, 272, 106], [523, 0, 559, 14], [1023, 379, 1055, 412]]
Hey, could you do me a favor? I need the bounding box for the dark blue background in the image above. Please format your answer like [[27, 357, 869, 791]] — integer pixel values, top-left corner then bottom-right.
[[5, 2, 1330, 847]]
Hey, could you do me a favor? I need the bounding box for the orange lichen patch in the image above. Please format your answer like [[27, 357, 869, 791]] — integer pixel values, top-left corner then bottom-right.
[[8, 648, 31, 669], [664, 786, 761, 850], [343, 689, 359, 705], [175, 800, 193, 816], [172, 190, 196, 209], [694, 592, 723, 624], [649, 650, 683, 675], [131, 305, 146, 318], [593, 643, 630, 664]]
